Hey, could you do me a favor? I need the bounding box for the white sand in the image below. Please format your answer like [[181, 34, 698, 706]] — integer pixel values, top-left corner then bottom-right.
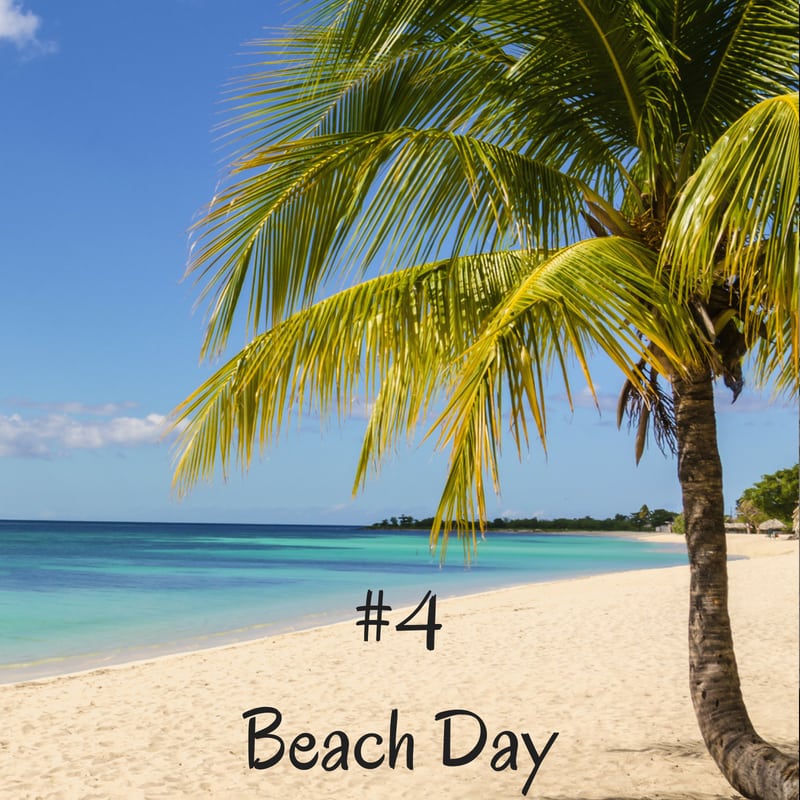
[[1, 534, 797, 799]]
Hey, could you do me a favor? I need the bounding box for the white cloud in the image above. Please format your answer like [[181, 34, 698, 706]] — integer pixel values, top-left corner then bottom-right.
[[0, 0, 54, 54], [0, 410, 172, 458], [550, 385, 618, 415], [0, 0, 39, 45]]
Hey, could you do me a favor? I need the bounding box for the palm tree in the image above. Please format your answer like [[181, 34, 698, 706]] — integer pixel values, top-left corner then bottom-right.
[[172, 2, 798, 796]]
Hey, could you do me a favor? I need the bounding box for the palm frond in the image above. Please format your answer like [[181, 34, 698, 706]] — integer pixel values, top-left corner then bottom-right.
[[190, 0, 701, 363], [191, 127, 585, 359], [467, 0, 681, 193], [428, 236, 699, 553], [661, 92, 799, 395], [172, 250, 535, 496], [616, 357, 677, 464], [673, 1, 799, 153]]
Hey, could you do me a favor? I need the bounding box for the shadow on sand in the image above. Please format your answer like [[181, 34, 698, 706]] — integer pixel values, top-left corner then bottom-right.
[[537, 737, 799, 800]]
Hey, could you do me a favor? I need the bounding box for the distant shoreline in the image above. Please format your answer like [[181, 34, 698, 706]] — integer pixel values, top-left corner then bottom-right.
[[368, 507, 680, 534], [369, 518, 678, 534]]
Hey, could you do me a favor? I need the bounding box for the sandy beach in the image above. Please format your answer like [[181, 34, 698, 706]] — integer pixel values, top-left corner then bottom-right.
[[1, 533, 797, 799]]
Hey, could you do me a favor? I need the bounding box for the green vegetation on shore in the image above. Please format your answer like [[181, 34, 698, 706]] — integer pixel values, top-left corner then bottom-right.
[[371, 505, 677, 532], [736, 463, 799, 527], [373, 463, 800, 534]]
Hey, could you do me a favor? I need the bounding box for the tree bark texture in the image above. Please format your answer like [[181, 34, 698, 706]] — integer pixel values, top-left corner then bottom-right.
[[673, 367, 799, 800]]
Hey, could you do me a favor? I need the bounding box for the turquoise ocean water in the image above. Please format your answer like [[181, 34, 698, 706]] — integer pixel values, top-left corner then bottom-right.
[[0, 519, 687, 682]]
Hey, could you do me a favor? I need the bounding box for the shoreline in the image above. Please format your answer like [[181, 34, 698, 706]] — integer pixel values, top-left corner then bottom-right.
[[0, 528, 688, 686], [0, 535, 796, 798], [2, 529, 792, 687]]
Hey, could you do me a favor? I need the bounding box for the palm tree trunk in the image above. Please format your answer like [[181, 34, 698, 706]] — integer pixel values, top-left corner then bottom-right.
[[673, 367, 799, 800]]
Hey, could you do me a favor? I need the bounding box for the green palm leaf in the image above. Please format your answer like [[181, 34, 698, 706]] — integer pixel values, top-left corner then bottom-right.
[[189, 0, 699, 360], [191, 127, 586, 358], [428, 236, 699, 551], [173, 250, 534, 496], [662, 93, 799, 395], [683, 3, 798, 149]]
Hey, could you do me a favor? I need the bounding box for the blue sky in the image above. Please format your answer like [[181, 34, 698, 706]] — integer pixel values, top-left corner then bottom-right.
[[0, 1, 797, 526]]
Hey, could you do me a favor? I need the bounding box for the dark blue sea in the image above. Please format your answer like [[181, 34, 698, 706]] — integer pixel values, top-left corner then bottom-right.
[[0, 519, 687, 682]]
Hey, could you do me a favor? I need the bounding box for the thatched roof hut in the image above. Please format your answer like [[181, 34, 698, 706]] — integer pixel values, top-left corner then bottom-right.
[[724, 521, 750, 533], [758, 519, 786, 536]]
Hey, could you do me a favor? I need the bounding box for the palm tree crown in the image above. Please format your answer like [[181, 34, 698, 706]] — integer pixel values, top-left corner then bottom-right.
[[174, 0, 797, 543]]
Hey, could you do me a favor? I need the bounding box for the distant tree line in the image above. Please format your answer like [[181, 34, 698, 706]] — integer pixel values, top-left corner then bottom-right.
[[370, 505, 677, 532], [372, 464, 800, 535]]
